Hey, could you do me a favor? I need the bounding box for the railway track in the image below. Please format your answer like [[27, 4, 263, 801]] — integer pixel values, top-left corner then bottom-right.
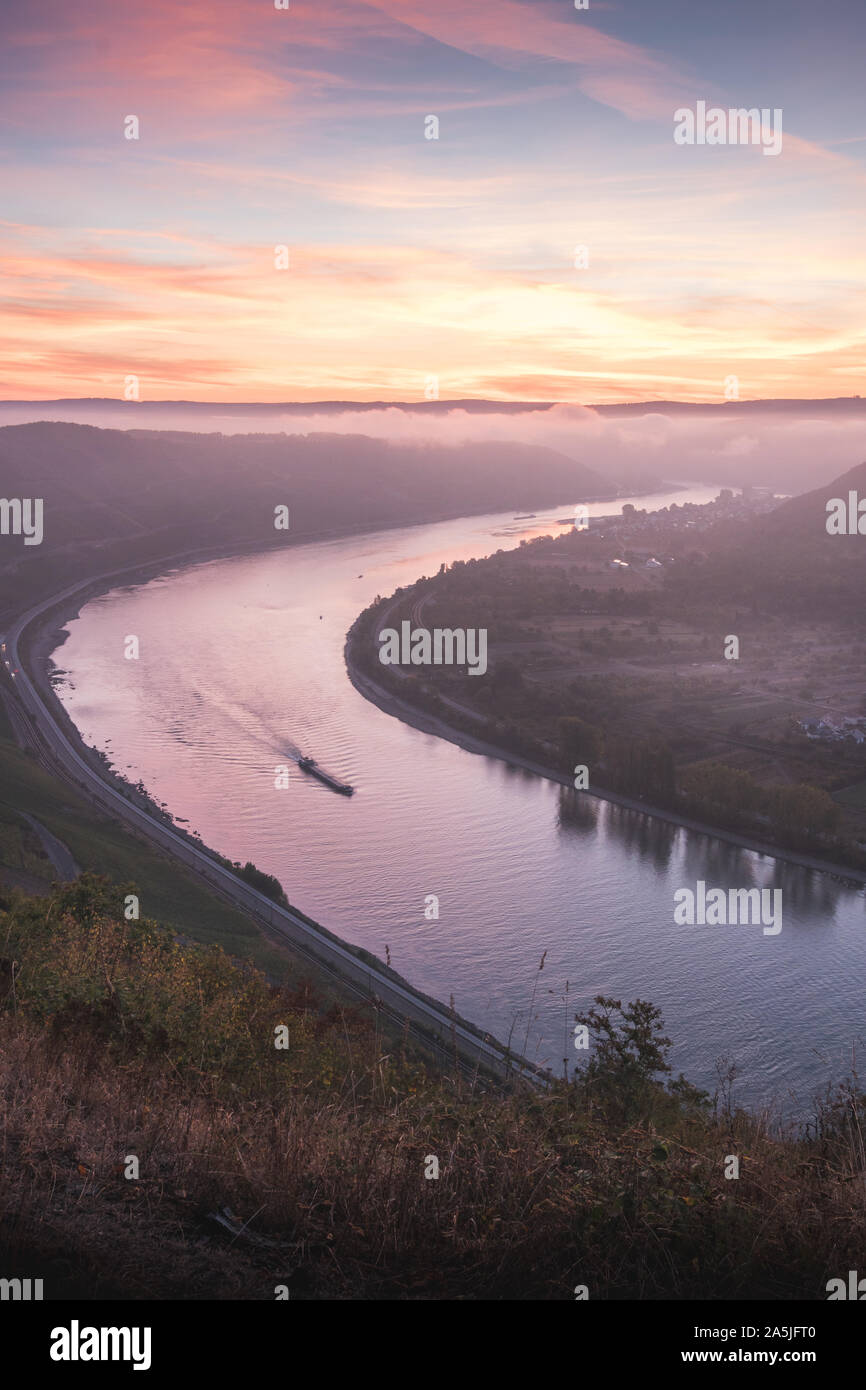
[[1, 577, 549, 1091]]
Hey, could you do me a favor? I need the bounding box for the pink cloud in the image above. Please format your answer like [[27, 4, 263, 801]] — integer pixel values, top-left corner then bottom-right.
[[364, 0, 695, 119]]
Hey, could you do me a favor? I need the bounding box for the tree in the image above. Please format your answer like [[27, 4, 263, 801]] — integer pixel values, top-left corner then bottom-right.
[[558, 716, 604, 766], [492, 659, 524, 691], [576, 996, 672, 1083]]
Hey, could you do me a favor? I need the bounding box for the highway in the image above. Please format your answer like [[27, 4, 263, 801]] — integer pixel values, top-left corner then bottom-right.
[[1, 568, 547, 1088]]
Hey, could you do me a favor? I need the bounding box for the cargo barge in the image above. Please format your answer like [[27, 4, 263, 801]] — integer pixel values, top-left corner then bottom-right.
[[298, 755, 354, 796]]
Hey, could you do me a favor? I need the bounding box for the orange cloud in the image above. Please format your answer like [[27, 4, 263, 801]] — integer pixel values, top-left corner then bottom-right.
[[1, 223, 864, 404]]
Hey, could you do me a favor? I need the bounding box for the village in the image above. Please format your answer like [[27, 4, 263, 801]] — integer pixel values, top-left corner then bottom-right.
[[798, 715, 866, 746], [585, 486, 782, 569]]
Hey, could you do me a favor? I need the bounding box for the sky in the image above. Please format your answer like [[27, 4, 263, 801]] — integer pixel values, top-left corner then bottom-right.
[[1, 0, 864, 404]]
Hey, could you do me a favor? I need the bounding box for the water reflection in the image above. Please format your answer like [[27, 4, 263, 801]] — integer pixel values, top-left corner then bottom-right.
[[51, 493, 866, 1113], [603, 801, 677, 871], [556, 787, 600, 838], [681, 831, 757, 887], [768, 862, 852, 919]]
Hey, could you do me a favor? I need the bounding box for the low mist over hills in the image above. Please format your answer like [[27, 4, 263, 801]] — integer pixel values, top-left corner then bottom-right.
[[2, 397, 865, 497], [0, 422, 604, 620]]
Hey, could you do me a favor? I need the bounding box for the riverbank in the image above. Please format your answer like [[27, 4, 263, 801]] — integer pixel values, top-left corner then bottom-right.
[[18, 492, 866, 1109], [35, 546, 863, 904], [344, 625, 866, 889], [29, 525, 863, 927], [9, 570, 543, 1084]]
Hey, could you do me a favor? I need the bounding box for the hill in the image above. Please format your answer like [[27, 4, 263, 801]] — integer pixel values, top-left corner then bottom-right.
[[347, 468, 866, 869], [1, 876, 864, 1300], [0, 422, 605, 621]]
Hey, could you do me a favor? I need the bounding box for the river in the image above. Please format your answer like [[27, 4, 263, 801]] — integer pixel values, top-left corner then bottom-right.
[[49, 484, 866, 1115]]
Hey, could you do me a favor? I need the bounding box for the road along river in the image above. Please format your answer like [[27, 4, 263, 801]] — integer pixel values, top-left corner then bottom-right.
[[44, 486, 866, 1113]]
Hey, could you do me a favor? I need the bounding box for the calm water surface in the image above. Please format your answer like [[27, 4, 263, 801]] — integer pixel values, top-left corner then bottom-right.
[[52, 487, 866, 1113]]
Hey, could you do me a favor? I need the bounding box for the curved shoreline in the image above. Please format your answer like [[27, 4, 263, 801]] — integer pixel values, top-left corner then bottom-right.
[[344, 626, 866, 889], [15, 514, 866, 927], [7, 582, 544, 1085], [8, 510, 622, 1083]]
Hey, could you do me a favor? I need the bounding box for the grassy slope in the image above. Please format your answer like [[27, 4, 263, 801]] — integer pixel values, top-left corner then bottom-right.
[[0, 728, 346, 992], [1, 882, 864, 1301]]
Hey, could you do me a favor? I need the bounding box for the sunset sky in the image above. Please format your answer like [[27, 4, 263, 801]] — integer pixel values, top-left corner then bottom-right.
[[1, 0, 864, 403]]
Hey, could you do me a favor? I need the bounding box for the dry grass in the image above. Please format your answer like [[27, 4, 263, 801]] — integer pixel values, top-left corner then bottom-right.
[[1, 881, 866, 1300]]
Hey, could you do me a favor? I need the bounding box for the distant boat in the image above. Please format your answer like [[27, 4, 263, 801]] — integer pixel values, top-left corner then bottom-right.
[[513, 512, 536, 520], [298, 756, 354, 796]]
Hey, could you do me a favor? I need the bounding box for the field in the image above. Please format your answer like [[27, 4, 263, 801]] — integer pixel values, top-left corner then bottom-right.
[[359, 516, 866, 860]]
